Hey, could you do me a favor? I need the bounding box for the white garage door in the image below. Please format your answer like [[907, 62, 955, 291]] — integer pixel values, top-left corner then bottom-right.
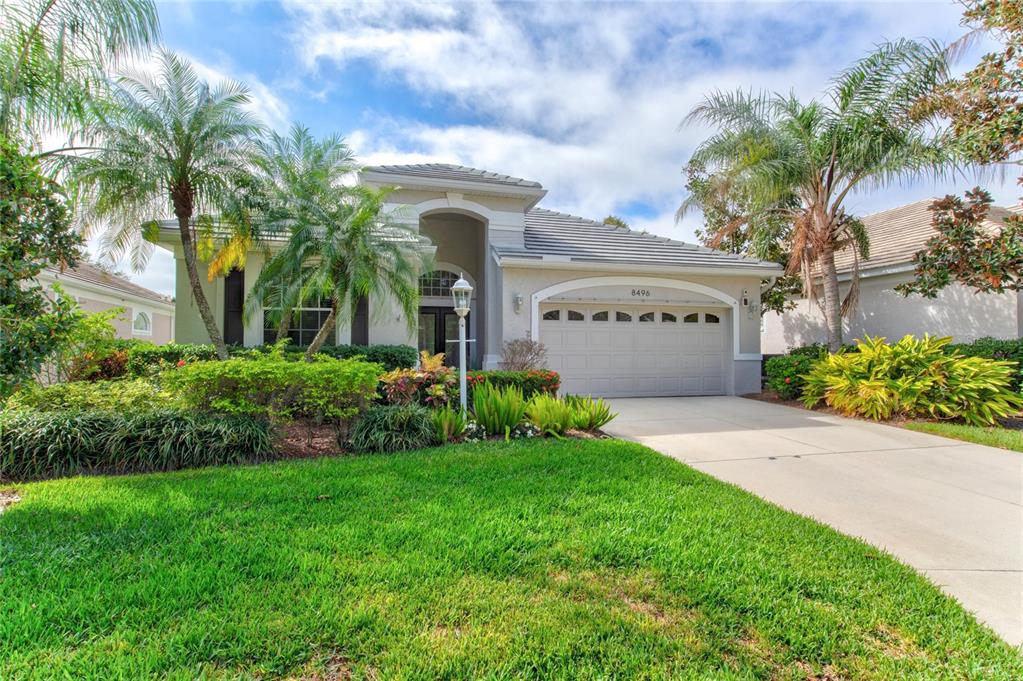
[[540, 303, 727, 397]]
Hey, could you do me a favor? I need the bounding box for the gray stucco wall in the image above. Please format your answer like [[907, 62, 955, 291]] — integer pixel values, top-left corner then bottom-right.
[[762, 270, 1020, 354]]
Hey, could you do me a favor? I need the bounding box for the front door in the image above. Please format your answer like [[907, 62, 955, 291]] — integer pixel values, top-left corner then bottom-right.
[[418, 306, 468, 367]]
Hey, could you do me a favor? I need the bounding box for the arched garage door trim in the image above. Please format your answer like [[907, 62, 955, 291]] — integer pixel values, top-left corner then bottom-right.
[[531, 276, 751, 360]]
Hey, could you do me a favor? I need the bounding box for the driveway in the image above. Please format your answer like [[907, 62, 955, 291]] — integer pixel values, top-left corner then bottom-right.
[[605, 396, 1023, 646]]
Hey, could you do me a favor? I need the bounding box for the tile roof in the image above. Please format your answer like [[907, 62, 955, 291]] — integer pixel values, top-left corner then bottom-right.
[[362, 163, 543, 189], [834, 199, 1018, 273], [493, 208, 780, 270], [46, 261, 173, 305]]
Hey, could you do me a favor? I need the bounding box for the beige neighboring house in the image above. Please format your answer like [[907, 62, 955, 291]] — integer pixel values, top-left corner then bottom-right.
[[156, 163, 782, 396], [39, 261, 175, 344], [762, 199, 1023, 354]]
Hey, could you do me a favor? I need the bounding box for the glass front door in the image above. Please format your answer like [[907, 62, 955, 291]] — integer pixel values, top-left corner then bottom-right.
[[418, 306, 468, 367]]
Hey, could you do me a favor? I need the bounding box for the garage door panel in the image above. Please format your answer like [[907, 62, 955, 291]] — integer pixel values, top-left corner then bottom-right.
[[540, 303, 728, 398]]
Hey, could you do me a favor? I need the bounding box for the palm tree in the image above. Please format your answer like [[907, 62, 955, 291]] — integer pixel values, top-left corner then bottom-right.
[[239, 125, 357, 343], [682, 40, 958, 350], [0, 0, 159, 146], [72, 50, 263, 359], [251, 184, 431, 360]]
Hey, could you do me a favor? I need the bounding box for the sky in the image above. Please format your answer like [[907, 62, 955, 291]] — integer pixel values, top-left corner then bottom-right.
[[115, 0, 1019, 296]]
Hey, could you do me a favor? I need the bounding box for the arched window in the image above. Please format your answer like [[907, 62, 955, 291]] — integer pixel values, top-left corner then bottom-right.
[[419, 270, 463, 297], [133, 311, 151, 335]]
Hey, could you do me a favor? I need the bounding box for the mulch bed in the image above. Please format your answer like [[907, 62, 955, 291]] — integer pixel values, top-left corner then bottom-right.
[[277, 421, 347, 459], [0, 488, 21, 513]]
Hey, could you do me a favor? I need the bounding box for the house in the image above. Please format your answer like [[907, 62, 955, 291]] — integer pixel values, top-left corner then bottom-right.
[[40, 261, 175, 344], [762, 199, 1023, 354], [156, 164, 781, 397]]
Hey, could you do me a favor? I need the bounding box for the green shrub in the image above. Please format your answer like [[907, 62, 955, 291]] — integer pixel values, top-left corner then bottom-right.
[[0, 409, 275, 481], [472, 382, 527, 437], [5, 379, 168, 412], [348, 405, 434, 453], [949, 337, 1023, 391], [431, 405, 466, 444], [765, 354, 819, 400], [802, 335, 1023, 426], [126, 343, 219, 376], [311, 344, 417, 371], [565, 395, 617, 431], [526, 393, 573, 436], [467, 369, 560, 399], [164, 356, 381, 423]]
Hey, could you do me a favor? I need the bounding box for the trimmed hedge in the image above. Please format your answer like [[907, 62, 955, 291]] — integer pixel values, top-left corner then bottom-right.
[[126, 343, 219, 375], [125, 343, 417, 374], [764, 354, 819, 400], [0, 409, 276, 481], [163, 356, 381, 422], [302, 344, 417, 371], [468, 369, 560, 399], [948, 337, 1023, 392], [5, 379, 169, 412]]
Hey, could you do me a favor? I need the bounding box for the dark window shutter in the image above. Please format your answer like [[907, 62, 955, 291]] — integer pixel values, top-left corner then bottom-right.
[[351, 296, 369, 345], [223, 268, 245, 345]]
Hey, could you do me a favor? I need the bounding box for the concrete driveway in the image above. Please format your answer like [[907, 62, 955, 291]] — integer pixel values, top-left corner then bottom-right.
[[605, 396, 1023, 646]]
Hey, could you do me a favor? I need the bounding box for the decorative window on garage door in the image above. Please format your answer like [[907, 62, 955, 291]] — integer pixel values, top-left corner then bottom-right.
[[542, 309, 560, 321]]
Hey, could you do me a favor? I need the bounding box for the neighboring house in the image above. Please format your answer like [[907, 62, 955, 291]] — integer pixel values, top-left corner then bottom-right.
[[156, 164, 781, 396], [40, 261, 175, 344], [762, 199, 1023, 354]]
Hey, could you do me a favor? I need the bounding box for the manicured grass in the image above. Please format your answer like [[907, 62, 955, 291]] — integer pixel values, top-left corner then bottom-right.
[[905, 421, 1023, 453], [1, 440, 1020, 679]]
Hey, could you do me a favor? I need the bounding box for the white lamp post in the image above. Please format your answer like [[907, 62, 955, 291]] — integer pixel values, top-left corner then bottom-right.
[[451, 274, 473, 413]]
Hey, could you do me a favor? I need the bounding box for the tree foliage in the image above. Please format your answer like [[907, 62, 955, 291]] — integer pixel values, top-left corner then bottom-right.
[[682, 40, 956, 349], [0, 137, 83, 395], [897, 189, 1023, 297], [0, 0, 159, 146]]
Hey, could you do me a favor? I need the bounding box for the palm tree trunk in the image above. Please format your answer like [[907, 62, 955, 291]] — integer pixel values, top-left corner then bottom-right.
[[177, 213, 229, 359], [304, 298, 337, 361], [274, 308, 293, 344], [819, 245, 843, 352]]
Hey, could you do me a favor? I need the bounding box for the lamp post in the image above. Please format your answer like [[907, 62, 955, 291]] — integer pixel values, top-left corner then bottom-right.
[[451, 274, 473, 413]]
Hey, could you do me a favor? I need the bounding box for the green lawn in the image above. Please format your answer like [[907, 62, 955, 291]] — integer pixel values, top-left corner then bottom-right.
[[2, 440, 1020, 679], [905, 421, 1023, 453]]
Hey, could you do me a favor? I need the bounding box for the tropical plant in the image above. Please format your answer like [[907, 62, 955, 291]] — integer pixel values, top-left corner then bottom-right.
[[38, 306, 124, 383], [0, 408, 275, 481], [564, 395, 617, 431], [431, 405, 467, 444], [1, 138, 83, 396], [467, 369, 561, 399], [949, 336, 1023, 391], [801, 335, 1023, 425], [71, 50, 262, 359], [682, 40, 957, 350], [500, 338, 548, 371], [0, 0, 159, 146], [525, 393, 573, 436], [164, 355, 381, 423], [472, 382, 527, 438], [348, 404, 434, 453]]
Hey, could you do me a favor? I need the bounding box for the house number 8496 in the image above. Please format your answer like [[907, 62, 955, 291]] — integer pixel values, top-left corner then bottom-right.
[[631, 288, 651, 297]]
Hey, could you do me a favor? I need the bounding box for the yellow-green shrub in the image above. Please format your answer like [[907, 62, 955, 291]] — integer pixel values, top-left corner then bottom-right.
[[801, 335, 1023, 425], [526, 393, 573, 436], [164, 355, 381, 423]]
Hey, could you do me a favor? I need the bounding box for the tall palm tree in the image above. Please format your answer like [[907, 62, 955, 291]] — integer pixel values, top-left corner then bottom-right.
[[251, 184, 431, 360], [72, 50, 263, 359], [239, 125, 357, 343], [0, 0, 159, 146], [682, 40, 958, 350]]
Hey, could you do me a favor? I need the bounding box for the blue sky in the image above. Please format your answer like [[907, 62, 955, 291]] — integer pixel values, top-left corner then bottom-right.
[[125, 0, 1018, 295]]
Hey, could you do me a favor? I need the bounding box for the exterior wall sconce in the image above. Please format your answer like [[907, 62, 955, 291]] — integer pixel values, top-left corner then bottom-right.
[[513, 293, 523, 314]]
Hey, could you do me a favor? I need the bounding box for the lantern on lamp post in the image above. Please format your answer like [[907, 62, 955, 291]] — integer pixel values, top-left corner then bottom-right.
[[451, 274, 473, 413]]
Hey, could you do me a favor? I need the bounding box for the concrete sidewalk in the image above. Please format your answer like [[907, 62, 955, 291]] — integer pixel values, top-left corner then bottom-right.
[[605, 396, 1023, 646]]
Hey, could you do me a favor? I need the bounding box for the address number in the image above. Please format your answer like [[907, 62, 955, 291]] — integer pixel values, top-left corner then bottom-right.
[[631, 288, 651, 297]]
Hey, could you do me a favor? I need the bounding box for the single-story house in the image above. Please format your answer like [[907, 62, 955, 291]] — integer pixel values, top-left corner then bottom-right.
[[156, 163, 781, 396], [762, 199, 1023, 354], [40, 261, 175, 344]]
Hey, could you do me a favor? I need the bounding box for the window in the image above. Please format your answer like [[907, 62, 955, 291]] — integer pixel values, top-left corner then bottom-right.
[[132, 311, 151, 335], [263, 293, 336, 347], [616, 311, 632, 322], [683, 313, 699, 324], [661, 312, 677, 323], [639, 311, 655, 323], [705, 313, 720, 324], [591, 310, 609, 322], [567, 310, 584, 321], [418, 270, 462, 297], [542, 309, 560, 321]]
